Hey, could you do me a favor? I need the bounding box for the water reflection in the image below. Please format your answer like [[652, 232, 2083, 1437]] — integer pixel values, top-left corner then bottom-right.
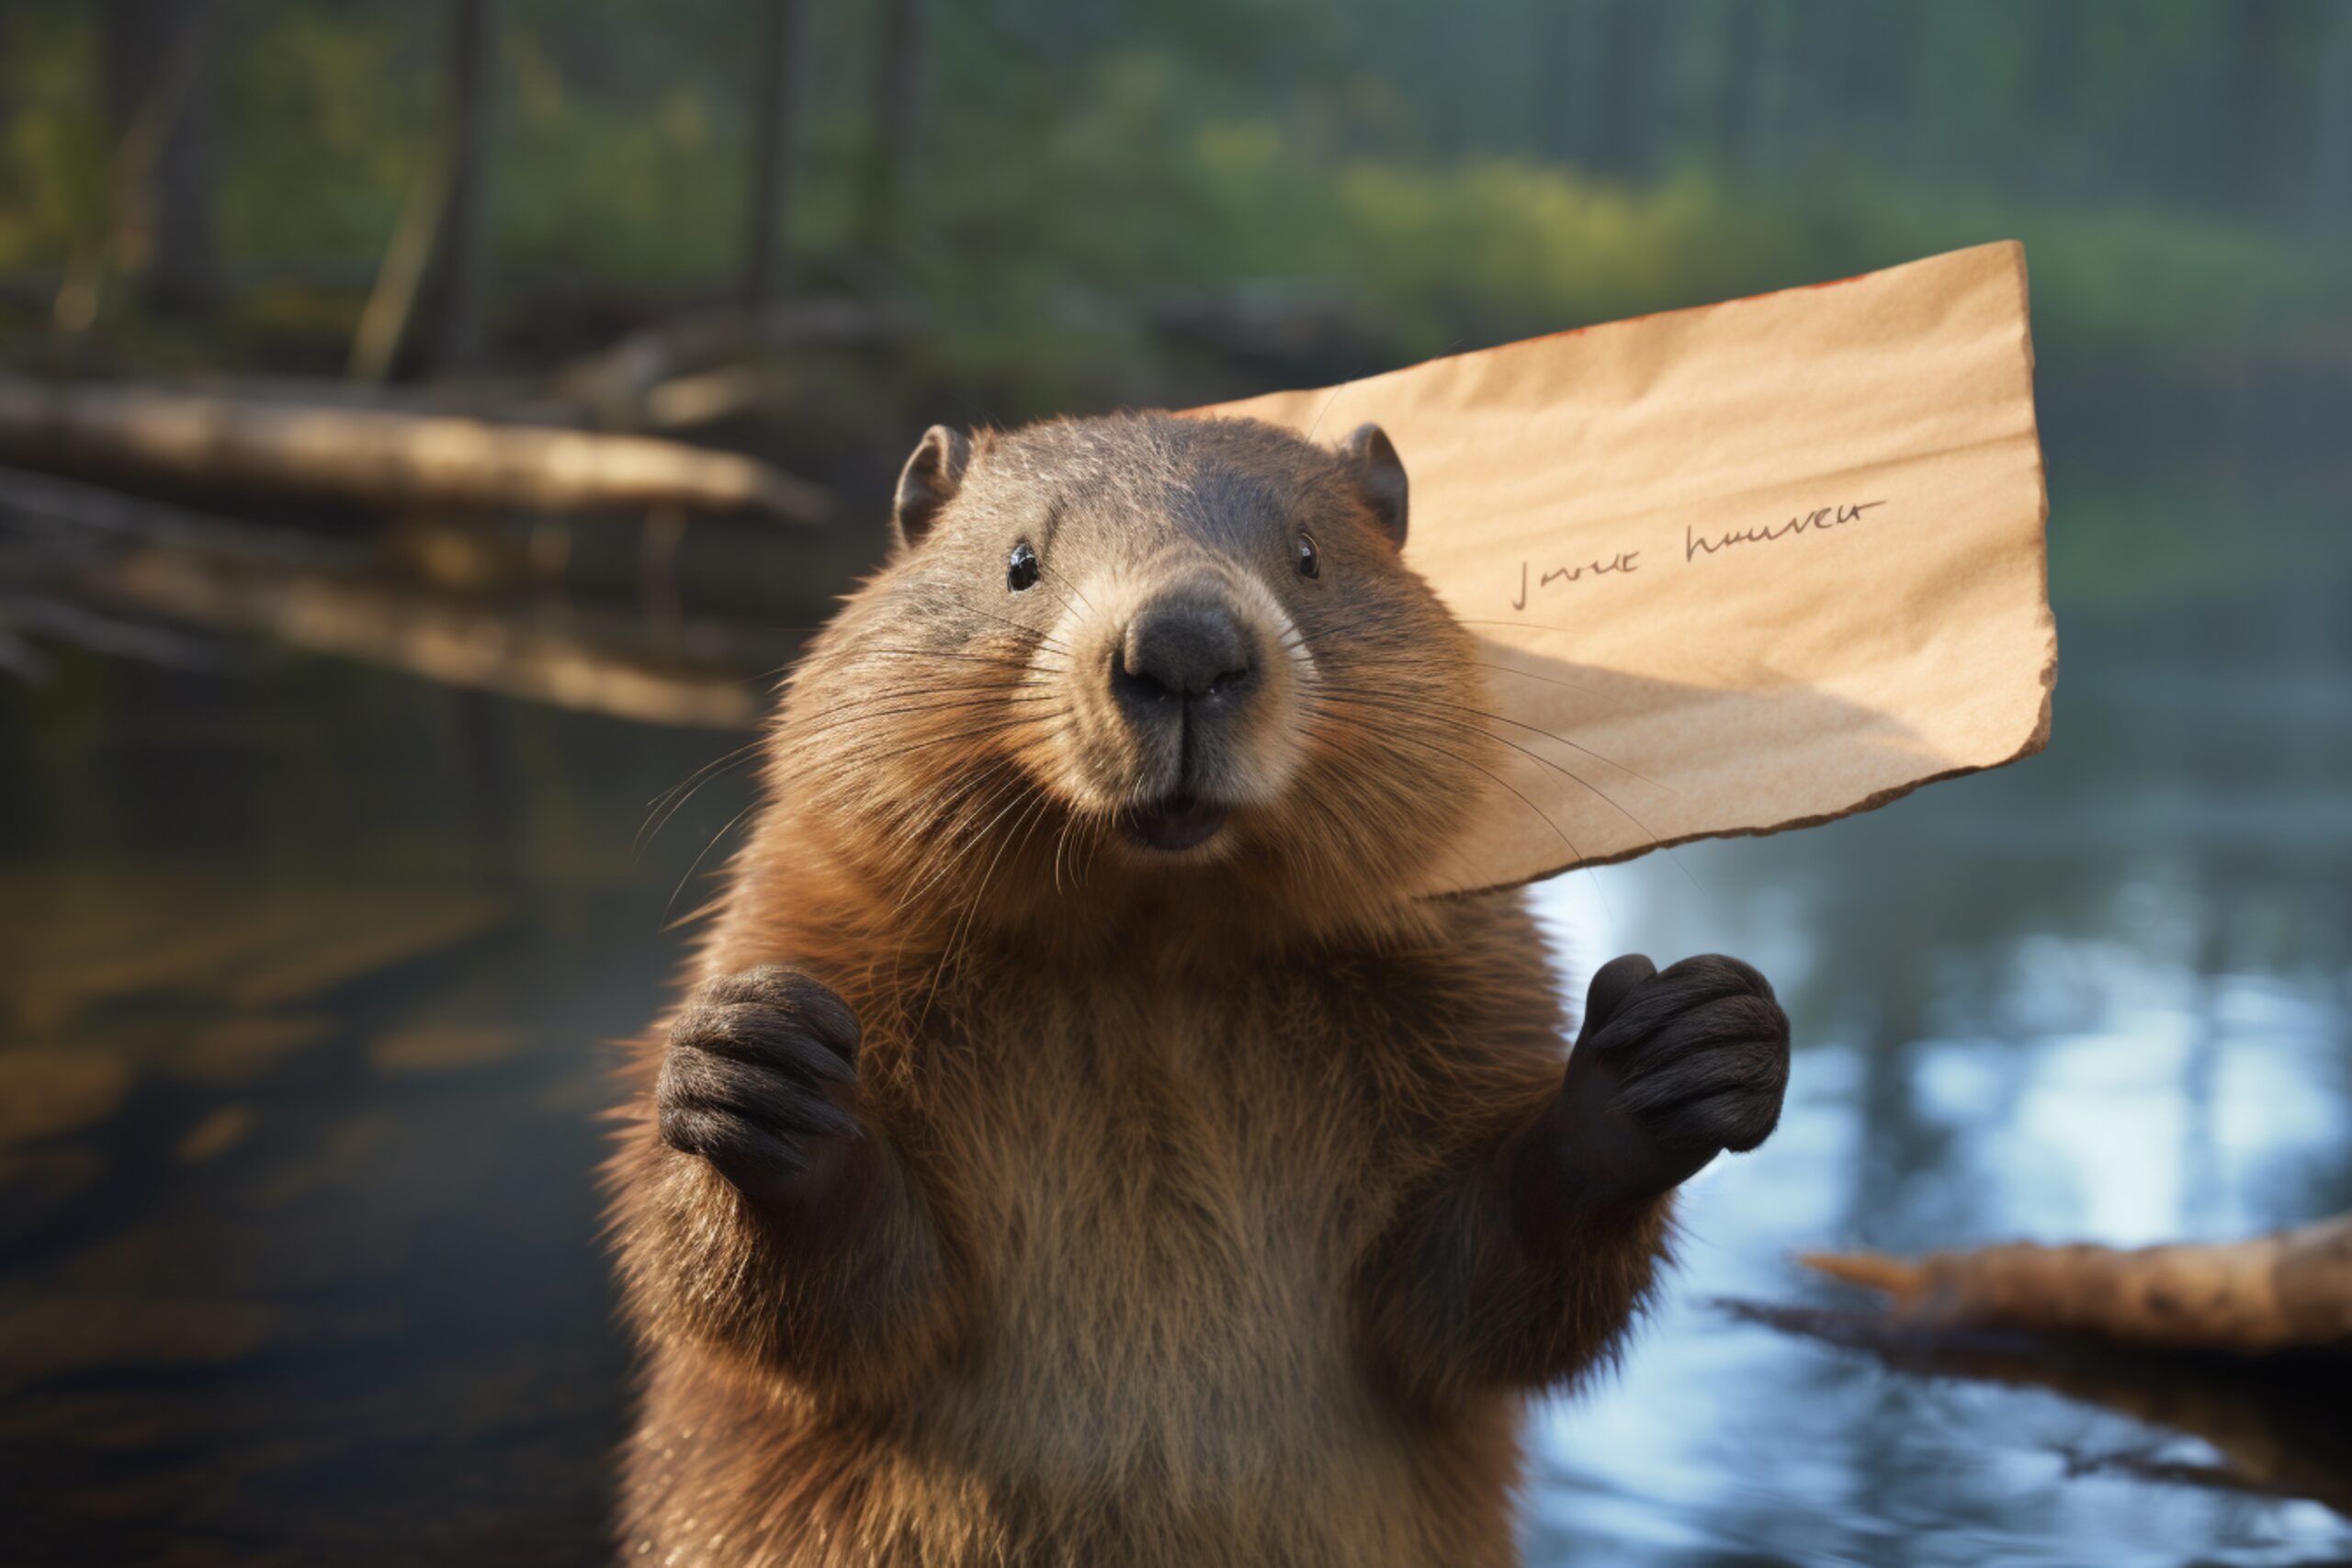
[[1521, 636, 2352, 1565], [0, 668, 739, 1563]]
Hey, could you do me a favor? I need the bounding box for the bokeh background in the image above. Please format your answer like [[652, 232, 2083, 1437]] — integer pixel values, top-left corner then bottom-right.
[[3, 2, 2349, 1563]]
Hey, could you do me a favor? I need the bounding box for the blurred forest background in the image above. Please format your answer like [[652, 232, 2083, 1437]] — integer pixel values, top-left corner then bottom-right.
[[2, 0, 2348, 658], [0, 0, 2344, 706], [1, 0, 2347, 686], [8, 0, 2351, 382], [5, 4, 2352, 1563], [9, 0, 2352, 377]]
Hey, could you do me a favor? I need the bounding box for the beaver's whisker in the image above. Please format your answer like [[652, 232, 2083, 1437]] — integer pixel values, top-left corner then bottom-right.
[[863, 648, 1051, 672], [1039, 559, 1097, 615], [639, 739, 767, 854], [1445, 618, 1590, 638], [1302, 384, 1347, 444], [787, 689, 1062, 745], [1025, 566, 1089, 625], [760, 646, 1044, 696], [810, 685, 1058, 723], [1314, 698, 1585, 857], [1319, 681, 1673, 795], [1316, 682, 1701, 891], [917, 783, 1053, 1033], [1465, 660, 1621, 705], [832, 713, 1069, 773], [888, 761, 1029, 918], [946, 602, 1073, 656], [1309, 697, 1618, 919], [661, 797, 761, 931]]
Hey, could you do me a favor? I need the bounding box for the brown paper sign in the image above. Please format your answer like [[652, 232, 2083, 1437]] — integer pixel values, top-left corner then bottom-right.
[[1194, 242, 2055, 897]]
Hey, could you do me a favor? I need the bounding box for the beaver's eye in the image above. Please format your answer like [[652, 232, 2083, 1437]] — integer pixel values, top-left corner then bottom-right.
[[1295, 531, 1319, 580], [1007, 540, 1039, 592]]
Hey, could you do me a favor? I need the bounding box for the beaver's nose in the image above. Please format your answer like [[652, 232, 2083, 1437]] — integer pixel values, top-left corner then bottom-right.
[[1113, 592, 1256, 718]]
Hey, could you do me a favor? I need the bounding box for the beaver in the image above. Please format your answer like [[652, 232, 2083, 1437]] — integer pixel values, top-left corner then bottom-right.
[[607, 412, 1791, 1567]]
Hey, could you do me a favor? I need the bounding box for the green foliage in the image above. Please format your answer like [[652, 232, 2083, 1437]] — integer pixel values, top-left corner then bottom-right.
[[888, 87, 2348, 379], [216, 6, 435, 263], [2049, 464, 2352, 617], [0, 0, 2343, 400], [0, 12, 105, 276]]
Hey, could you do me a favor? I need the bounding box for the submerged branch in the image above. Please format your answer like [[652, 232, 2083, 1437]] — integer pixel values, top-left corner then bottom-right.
[[84, 547, 765, 728], [0, 462, 360, 567], [0, 592, 220, 672], [1722, 1298, 2352, 1516]]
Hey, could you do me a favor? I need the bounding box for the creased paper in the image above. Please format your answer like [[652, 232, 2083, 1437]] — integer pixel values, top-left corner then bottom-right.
[[1193, 242, 2055, 897]]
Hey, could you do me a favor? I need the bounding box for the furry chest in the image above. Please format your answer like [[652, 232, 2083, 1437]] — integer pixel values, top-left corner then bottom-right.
[[910, 999, 1380, 1480]]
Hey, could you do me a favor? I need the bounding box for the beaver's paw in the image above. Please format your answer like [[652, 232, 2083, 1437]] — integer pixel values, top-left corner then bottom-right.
[[1549, 953, 1790, 1208], [655, 965, 863, 1207]]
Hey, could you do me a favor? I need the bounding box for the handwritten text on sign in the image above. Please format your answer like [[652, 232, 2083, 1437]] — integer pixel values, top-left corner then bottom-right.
[[1511, 499, 1888, 610]]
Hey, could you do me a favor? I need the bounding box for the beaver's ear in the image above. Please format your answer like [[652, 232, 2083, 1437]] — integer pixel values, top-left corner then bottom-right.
[[893, 425, 970, 552], [1342, 423, 1408, 549]]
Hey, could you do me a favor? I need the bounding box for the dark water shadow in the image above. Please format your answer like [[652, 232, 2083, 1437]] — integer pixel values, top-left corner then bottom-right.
[[1719, 1300, 2352, 1519]]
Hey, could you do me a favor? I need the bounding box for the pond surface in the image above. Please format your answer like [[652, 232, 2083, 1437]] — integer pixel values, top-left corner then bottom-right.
[[1522, 651, 2352, 1567], [4, 504, 2350, 1565]]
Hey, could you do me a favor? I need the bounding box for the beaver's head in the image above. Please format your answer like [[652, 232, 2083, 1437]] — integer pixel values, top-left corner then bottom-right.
[[776, 413, 1492, 940]]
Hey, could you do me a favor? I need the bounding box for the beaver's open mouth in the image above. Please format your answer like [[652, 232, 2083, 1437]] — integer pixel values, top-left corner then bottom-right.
[[1121, 794, 1228, 852]]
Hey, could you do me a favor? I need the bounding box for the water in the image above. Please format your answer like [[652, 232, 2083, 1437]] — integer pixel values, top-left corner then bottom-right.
[[4, 517, 2349, 1565], [1521, 660, 2352, 1566]]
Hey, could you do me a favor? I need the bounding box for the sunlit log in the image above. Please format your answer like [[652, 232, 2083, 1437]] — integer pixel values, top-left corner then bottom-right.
[[553, 296, 903, 428], [1803, 1213, 2352, 1354], [0, 376, 829, 524]]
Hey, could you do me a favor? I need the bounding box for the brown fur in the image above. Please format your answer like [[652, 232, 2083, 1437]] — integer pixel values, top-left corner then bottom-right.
[[607, 414, 1680, 1566]]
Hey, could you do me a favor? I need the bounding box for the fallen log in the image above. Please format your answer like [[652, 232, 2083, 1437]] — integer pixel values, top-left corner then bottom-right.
[[83, 546, 769, 728], [0, 462, 361, 567], [1802, 1213, 2352, 1355], [0, 463, 822, 720], [641, 362, 802, 432], [0, 592, 220, 671], [0, 376, 829, 525], [553, 295, 910, 428]]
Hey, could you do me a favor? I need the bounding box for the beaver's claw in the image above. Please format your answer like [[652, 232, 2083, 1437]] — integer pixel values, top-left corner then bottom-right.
[[655, 965, 863, 1207]]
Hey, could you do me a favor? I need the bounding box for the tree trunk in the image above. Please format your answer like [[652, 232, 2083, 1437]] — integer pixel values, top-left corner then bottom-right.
[[1713, 0, 1772, 179], [1524, 0, 1584, 167], [428, 0, 498, 374], [742, 0, 809, 313], [2022, 2, 2086, 197], [1783, 0, 1860, 173], [100, 0, 221, 311], [859, 0, 925, 259], [2222, 0, 2301, 220], [2308, 1, 2352, 231], [1589, 0, 1657, 181]]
